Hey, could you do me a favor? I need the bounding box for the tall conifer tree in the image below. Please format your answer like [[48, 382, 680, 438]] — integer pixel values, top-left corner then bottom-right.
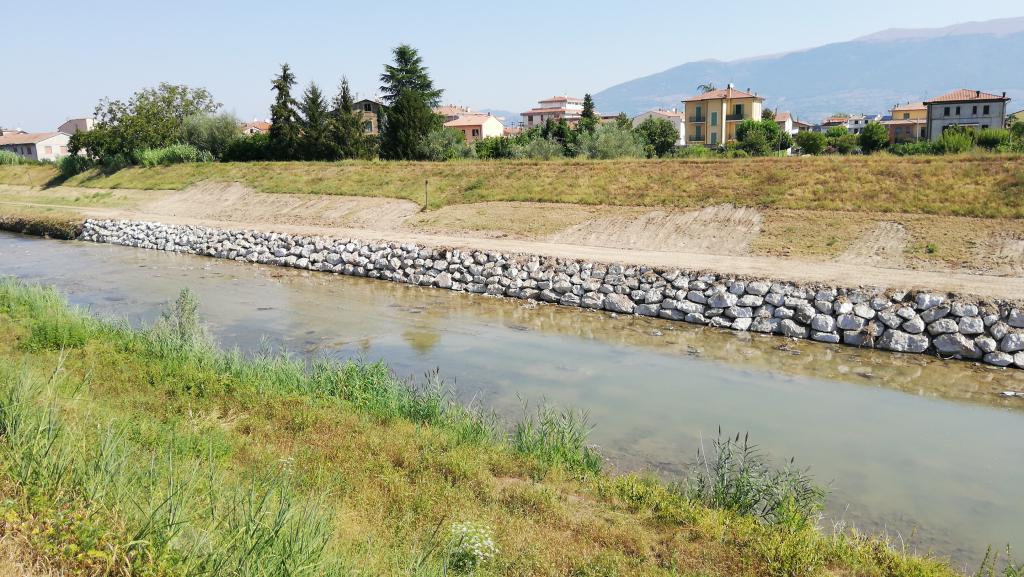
[[378, 45, 443, 160], [330, 77, 370, 159], [269, 63, 299, 160], [299, 82, 336, 160]]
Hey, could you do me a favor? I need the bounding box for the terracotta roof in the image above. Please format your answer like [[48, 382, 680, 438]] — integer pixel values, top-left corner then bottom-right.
[[792, 119, 812, 127], [241, 121, 271, 132], [0, 132, 64, 145], [925, 89, 1009, 104], [434, 105, 475, 116], [444, 114, 500, 128], [892, 102, 926, 111], [684, 87, 763, 102], [774, 111, 792, 122], [882, 119, 927, 125], [539, 96, 583, 103]]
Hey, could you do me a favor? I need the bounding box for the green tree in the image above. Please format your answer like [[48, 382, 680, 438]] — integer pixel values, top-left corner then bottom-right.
[[269, 64, 300, 160], [761, 109, 776, 121], [298, 82, 337, 160], [859, 121, 889, 154], [736, 119, 787, 156], [183, 113, 239, 159], [635, 117, 678, 157], [70, 83, 220, 163], [824, 125, 859, 154], [614, 112, 632, 131], [329, 77, 371, 159], [379, 44, 443, 107], [379, 90, 442, 160], [577, 94, 598, 134]]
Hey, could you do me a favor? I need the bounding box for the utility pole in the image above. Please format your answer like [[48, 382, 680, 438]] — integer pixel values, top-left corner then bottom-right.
[[424, 179, 428, 211]]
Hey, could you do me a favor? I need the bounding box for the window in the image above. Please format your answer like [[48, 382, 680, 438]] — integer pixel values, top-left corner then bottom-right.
[[711, 132, 718, 145], [973, 105, 978, 115], [955, 106, 960, 115], [528, 115, 533, 123], [362, 121, 373, 132], [695, 105, 702, 119], [363, 103, 372, 112], [982, 125, 989, 130], [471, 129, 479, 137], [710, 111, 718, 125], [983, 105, 990, 115], [903, 112, 910, 119], [944, 107, 950, 117], [733, 103, 743, 117]]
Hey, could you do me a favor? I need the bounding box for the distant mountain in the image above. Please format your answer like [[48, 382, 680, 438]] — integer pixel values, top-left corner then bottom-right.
[[594, 18, 1024, 123]]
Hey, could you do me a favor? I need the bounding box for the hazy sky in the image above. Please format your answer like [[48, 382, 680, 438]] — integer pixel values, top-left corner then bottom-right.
[[5, 0, 1024, 130]]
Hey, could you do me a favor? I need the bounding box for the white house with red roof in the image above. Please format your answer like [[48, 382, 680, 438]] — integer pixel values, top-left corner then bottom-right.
[[0, 132, 71, 161], [520, 96, 584, 129], [924, 89, 1011, 140]]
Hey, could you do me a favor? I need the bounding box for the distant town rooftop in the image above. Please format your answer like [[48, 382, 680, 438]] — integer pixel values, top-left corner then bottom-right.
[[683, 87, 763, 102], [924, 89, 1009, 104]]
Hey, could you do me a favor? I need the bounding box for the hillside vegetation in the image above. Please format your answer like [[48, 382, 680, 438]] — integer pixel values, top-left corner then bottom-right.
[[2, 154, 1024, 218], [0, 280, 971, 577]]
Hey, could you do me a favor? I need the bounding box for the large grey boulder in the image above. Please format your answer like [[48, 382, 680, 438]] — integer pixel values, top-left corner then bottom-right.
[[915, 293, 945, 310], [837, 314, 865, 331], [877, 330, 929, 353], [811, 315, 836, 333], [919, 305, 951, 323], [776, 319, 809, 339], [708, 291, 738, 308], [1000, 333, 1024, 353], [927, 318, 959, 335], [983, 352, 1014, 367], [933, 333, 983, 359], [604, 293, 635, 314], [957, 316, 984, 335]]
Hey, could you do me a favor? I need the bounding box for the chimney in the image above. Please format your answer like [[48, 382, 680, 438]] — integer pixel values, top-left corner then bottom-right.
[[1003, 92, 1007, 98], [976, 90, 981, 97]]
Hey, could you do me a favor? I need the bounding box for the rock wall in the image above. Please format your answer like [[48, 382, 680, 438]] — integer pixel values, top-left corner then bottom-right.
[[79, 219, 1024, 370]]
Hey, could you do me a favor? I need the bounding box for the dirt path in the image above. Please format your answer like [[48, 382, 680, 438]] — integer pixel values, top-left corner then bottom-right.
[[838, 221, 909, 268], [2, 184, 1023, 300]]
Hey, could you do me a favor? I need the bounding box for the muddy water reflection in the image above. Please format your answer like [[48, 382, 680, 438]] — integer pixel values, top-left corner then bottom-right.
[[1, 232, 1022, 568]]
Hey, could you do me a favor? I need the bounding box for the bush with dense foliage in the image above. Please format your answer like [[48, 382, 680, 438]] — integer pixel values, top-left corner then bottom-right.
[[975, 128, 1010, 150], [135, 144, 214, 167], [794, 131, 827, 155], [576, 123, 645, 159], [419, 127, 475, 161], [933, 126, 975, 154], [56, 154, 94, 178], [858, 121, 889, 154], [634, 116, 679, 157], [183, 113, 240, 159], [736, 119, 792, 156], [222, 133, 272, 162]]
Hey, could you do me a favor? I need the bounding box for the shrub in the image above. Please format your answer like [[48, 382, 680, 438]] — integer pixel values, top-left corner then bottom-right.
[[510, 137, 564, 160], [682, 431, 824, 525], [419, 127, 475, 161], [101, 152, 133, 173], [135, 144, 214, 167], [934, 127, 975, 154], [858, 121, 889, 154], [889, 141, 934, 156], [976, 128, 1010, 150], [474, 136, 516, 159], [0, 150, 27, 165], [183, 113, 240, 158], [672, 144, 714, 158], [221, 133, 272, 162], [634, 116, 679, 157], [577, 123, 645, 159], [57, 154, 94, 178], [794, 131, 826, 155]]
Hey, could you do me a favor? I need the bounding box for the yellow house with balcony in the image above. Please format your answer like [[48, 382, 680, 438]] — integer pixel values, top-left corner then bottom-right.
[[683, 86, 764, 146]]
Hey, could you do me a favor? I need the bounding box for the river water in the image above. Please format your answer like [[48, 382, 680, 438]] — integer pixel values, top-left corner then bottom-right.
[[1, 232, 1022, 568]]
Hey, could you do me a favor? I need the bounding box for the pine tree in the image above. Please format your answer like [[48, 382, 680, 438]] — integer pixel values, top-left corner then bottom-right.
[[379, 44, 444, 160], [330, 77, 370, 159], [379, 44, 443, 107], [578, 94, 598, 134], [299, 82, 337, 160], [269, 63, 300, 160], [379, 90, 441, 160]]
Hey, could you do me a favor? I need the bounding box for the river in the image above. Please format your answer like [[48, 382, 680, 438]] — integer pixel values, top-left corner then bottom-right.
[[1, 231, 1022, 569]]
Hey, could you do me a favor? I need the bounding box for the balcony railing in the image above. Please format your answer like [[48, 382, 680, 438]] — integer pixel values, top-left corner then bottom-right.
[[688, 135, 706, 142], [688, 116, 706, 123], [726, 113, 746, 121]]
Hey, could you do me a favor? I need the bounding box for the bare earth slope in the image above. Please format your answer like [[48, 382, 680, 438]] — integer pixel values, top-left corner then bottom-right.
[[1, 183, 1022, 300]]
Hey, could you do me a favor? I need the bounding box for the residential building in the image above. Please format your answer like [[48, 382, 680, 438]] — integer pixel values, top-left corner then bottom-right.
[[682, 85, 763, 146], [521, 96, 584, 129], [815, 116, 850, 133], [57, 117, 94, 134], [882, 102, 927, 143], [241, 120, 271, 135], [632, 109, 685, 145], [924, 89, 1011, 140], [845, 114, 882, 135], [0, 127, 26, 137], [354, 99, 383, 136], [0, 132, 71, 161], [774, 112, 810, 135], [434, 105, 476, 122], [443, 114, 504, 143]]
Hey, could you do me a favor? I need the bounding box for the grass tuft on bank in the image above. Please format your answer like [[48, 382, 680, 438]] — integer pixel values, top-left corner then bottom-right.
[[0, 279, 978, 576], [3, 154, 1024, 218]]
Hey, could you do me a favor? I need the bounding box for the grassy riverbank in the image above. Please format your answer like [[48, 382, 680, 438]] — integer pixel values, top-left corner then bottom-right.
[[0, 279, 979, 576], [2, 154, 1024, 217]]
